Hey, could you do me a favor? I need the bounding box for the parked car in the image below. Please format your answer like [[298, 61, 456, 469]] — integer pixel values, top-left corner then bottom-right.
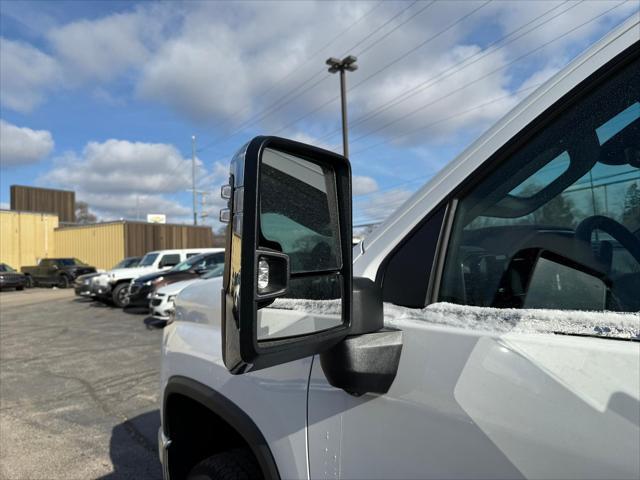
[[150, 264, 225, 324], [21, 258, 96, 288], [74, 256, 142, 298], [95, 248, 221, 307], [159, 18, 639, 480], [127, 250, 224, 308], [0, 263, 27, 291]]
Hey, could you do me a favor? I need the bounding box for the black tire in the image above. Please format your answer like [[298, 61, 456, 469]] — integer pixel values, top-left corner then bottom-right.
[[187, 449, 262, 480], [58, 275, 70, 289], [16, 286, 24, 291], [112, 283, 130, 308], [25, 276, 34, 288]]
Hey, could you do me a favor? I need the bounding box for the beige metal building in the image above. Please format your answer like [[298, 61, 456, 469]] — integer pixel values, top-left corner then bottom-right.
[[1, 212, 215, 271], [54, 221, 216, 270], [0, 210, 59, 269]]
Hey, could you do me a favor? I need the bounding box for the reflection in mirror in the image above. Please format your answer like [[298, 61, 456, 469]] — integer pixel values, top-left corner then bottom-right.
[[257, 148, 344, 341], [260, 148, 341, 273]]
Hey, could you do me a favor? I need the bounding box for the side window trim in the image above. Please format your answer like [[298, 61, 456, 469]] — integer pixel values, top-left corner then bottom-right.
[[428, 199, 458, 305]]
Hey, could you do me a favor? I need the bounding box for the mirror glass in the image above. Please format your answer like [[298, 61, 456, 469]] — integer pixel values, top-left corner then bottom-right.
[[257, 148, 343, 341]]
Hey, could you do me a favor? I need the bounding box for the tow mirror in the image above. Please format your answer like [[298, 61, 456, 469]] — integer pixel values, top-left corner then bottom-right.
[[221, 136, 353, 374]]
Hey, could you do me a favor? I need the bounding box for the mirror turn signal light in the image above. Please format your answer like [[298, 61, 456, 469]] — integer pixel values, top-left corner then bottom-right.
[[257, 258, 269, 292], [221, 185, 232, 200]]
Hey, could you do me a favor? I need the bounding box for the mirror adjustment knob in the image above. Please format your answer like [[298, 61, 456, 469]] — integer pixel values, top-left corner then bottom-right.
[[219, 208, 231, 223], [221, 185, 232, 200]]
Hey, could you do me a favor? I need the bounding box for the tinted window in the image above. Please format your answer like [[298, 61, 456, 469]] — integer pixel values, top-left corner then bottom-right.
[[160, 254, 180, 267], [138, 253, 159, 267], [439, 57, 639, 312]]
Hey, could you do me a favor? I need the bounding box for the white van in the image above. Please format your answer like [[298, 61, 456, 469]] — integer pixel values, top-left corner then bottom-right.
[[159, 17, 639, 480]]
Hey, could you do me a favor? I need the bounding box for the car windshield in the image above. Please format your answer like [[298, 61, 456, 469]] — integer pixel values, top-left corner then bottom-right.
[[202, 264, 225, 278], [138, 253, 159, 267], [59, 258, 85, 266], [0, 264, 16, 272], [113, 257, 141, 269], [171, 254, 205, 272]]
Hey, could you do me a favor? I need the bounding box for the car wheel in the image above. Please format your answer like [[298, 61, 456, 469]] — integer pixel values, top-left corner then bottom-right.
[[58, 275, 70, 289], [16, 286, 24, 291], [112, 283, 130, 308], [187, 449, 261, 480], [25, 276, 34, 288]]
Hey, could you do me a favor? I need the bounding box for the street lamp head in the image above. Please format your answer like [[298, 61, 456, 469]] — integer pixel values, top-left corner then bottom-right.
[[326, 57, 341, 67], [345, 64, 358, 72], [342, 55, 357, 66]]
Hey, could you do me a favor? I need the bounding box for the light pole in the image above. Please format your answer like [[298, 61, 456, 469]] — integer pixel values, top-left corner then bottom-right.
[[191, 135, 197, 225], [326, 55, 358, 158]]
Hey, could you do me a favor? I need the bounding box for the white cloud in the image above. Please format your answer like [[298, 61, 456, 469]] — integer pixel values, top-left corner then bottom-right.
[[0, 38, 60, 112], [45, 139, 194, 194], [352, 175, 378, 196], [39, 138, 230, 224], [76, 191, 191, 222], [354, 187, 414, 224], [0, 120, 54, 166], [47, 10, 157, 83]]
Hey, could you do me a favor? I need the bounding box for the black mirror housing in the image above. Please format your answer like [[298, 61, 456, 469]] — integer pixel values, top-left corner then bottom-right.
[[221, 136, 353, 374]]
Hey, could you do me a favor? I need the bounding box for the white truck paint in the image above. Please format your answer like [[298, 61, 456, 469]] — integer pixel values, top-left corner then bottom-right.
[[160, 15, 640, 480]]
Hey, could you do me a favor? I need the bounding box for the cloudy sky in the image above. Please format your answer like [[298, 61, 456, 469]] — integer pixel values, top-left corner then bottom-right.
[[1, 0, 637, 228]]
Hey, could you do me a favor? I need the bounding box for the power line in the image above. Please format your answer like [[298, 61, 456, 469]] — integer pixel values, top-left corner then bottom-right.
[[269, 0, 492, 138], [196, 0, 386, 154], [318, 0, 577, 143], [349, 1, 629, 148], [197, 0, 449, 155], [198, 0, 384, 152]]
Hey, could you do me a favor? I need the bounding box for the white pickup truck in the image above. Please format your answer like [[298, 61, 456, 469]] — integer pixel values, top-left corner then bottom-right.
[[159, 17, 639, 480], [94, 248, 219, 307]]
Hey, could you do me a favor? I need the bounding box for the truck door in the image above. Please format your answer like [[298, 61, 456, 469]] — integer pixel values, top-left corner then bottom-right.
[[35, 259, 52, 282], [308, 44, 639, 479]]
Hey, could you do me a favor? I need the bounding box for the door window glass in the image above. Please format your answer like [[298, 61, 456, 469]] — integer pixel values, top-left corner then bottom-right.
[[439, 56, 639, 313], [160, 254, 180, 268]]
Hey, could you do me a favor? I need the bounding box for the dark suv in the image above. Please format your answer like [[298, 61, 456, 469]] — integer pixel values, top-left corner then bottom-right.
[[21, 258, 96, 288], [127, 251, 224, 308]]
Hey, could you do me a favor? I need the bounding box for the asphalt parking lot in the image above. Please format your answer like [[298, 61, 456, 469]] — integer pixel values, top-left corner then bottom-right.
[[0, 288, 163, 479]]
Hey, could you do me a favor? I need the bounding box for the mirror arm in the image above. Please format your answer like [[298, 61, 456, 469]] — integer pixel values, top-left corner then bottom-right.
[[320, 277, 402, 396], [350, 277, 384, 335], [320, 328, 402, 397]]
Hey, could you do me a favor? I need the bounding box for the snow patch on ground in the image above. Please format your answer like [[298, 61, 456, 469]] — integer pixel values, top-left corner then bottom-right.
[[269, 298, 639, 340]]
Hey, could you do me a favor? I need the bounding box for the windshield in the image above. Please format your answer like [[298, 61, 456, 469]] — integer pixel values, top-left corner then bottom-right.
[[138, 253, 159, 267], [171, 254, 204, 272], [202, 263, 225, 278], [59, 258, 85, 266], [113, 257, 141, 269], [0, 264, 16, 272]]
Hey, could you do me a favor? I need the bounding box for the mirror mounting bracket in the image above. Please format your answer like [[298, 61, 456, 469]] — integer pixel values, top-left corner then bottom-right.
[[320, 277, 402, 396]]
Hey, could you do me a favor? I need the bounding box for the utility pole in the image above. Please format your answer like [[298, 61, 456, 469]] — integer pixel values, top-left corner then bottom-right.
[[192, 135, 197, 225], [200, 191, 209, 224], [326, 55, 358, 158]]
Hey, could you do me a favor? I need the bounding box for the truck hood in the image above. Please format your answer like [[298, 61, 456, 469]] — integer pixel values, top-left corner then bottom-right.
[[107, 266, 161, 280], [156, 278, 202, 296]]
